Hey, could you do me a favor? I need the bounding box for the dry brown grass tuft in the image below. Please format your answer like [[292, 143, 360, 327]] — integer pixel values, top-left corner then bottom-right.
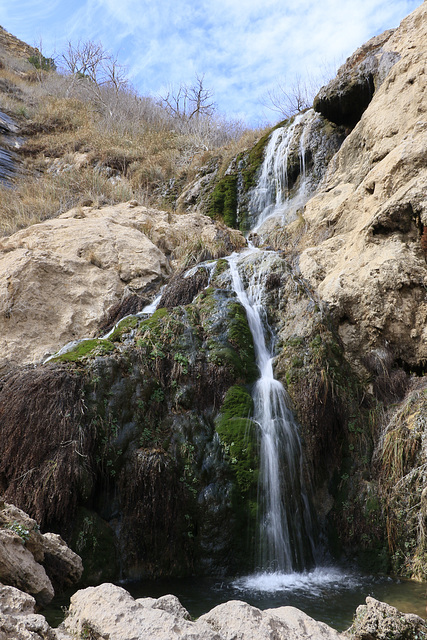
[[0, 365, 93, 536], [0, 46, 262, 237]]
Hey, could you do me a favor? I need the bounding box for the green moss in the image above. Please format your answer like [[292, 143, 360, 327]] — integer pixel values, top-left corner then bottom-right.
[[227, 301, 257, 382], [52, 339, 115, 363], [108, 315, 139, 341], [216, 385, 258, 495], [211, 258, 229, 280], [207, 174, 238, 228], [138, 307, 169, 331]]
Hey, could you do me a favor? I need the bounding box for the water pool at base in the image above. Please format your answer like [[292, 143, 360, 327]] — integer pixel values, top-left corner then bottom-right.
[[45, 566, 426, 629], [123, 567, 426, 631]]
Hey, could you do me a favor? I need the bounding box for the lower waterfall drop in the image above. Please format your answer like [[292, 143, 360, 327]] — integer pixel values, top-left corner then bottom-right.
[[227, 249, 317, 573]]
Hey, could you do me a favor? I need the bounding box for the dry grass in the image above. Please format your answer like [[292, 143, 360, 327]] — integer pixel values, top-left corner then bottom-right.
[[0, 365, 92, 536], [0, 46, 264, 237]]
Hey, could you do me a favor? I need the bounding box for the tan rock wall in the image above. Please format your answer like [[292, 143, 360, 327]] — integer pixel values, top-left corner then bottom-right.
[[298, 2, 427, 370], [0, 203, 244, 371]]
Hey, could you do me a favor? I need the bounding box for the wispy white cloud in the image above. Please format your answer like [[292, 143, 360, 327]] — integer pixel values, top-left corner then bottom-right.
[[0, 0, 423, 124]]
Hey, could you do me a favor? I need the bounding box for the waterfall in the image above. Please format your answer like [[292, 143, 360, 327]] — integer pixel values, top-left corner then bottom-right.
[[225, 113, 325, 573], [248, 109, 319, 233], [227, 249, 316, 572]]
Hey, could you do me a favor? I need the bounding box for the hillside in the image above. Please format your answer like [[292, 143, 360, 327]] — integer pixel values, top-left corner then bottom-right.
[[0, 1, 426, 618]]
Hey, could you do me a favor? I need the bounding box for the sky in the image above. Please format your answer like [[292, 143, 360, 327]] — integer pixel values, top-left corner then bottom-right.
[[0, 0, 423, 125]]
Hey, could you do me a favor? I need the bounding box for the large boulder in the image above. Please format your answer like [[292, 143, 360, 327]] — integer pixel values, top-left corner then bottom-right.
[[0, 585, 56, 640], [199, 600, 342, 640], [345, 596, 427, 639], [0, 530, 54, 607], [0, 502, 82, 605], [61, 583, 220, 640], [0, 203, 245, 372]]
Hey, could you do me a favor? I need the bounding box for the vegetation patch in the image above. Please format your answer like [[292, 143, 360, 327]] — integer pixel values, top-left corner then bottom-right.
[[216, 385, 258, 493], [206, 174, 238, 228], [377, 388, 427, 579], [106, 316, 139, 342], [0, 365, 90, 536], [52, 339, 115, 362]]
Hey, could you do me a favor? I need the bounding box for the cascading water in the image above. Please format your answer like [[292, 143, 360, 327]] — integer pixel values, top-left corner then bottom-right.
[[227, 249, 316, 573], [248, 111, 311, 231], [225, 113, 322, 574]]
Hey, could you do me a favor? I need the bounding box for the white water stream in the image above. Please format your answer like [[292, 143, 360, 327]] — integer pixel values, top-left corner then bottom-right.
[[226, 115, 320, 574], [227, 249, 316, 573], [248, 110, 314, 232]]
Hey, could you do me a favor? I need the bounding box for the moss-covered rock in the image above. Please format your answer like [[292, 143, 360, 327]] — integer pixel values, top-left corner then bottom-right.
[[207, 174, 238, 228], [51, 339, 115, 363], [216, 385, 258, 495]]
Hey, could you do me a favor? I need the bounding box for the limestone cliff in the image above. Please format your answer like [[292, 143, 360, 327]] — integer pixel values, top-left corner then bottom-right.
[[298, 3, 427, 374]]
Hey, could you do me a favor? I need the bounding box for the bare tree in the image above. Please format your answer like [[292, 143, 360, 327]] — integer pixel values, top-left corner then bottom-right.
[[160, 73, 215, 121], [264, 75, 314, 120], [61, 40, 128, 105], [28, 38, 57, 83]]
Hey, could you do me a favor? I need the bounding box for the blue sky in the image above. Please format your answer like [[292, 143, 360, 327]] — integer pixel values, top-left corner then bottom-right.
[[0, 0, 422, 125]]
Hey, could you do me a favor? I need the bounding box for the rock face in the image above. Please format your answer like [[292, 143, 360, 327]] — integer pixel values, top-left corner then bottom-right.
[[0, 585, 56, 640], [298, 2, 427, 374], [0, 203, 244, 372], [0, 502, 82, 605], [313, 29, 398, 127], [0, 111, 21, 186], [346, 596, 427, 640]]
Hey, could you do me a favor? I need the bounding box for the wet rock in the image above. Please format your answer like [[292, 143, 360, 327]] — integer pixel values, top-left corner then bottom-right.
[[159, 267, 210, 308]]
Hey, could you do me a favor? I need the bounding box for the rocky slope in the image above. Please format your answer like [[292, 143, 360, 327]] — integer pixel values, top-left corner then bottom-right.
[[0, 0, 426, 594], [0, 203, 244, 372]]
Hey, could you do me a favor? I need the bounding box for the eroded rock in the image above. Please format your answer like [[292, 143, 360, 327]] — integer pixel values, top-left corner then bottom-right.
[[0, 502, 82, 605], [0, 585, 56, 640], [0, 203, 245, 371], [298, 1, 427, 375], [346, 596, 427, 639], [0, 530, 54, 606], [61, 583, 219, 640], [313, 29, 398, 127], [199, 600, 343, 640]]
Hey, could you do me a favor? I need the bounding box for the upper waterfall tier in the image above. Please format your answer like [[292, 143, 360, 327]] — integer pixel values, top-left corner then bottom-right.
[[244, 109, 344, 234]]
